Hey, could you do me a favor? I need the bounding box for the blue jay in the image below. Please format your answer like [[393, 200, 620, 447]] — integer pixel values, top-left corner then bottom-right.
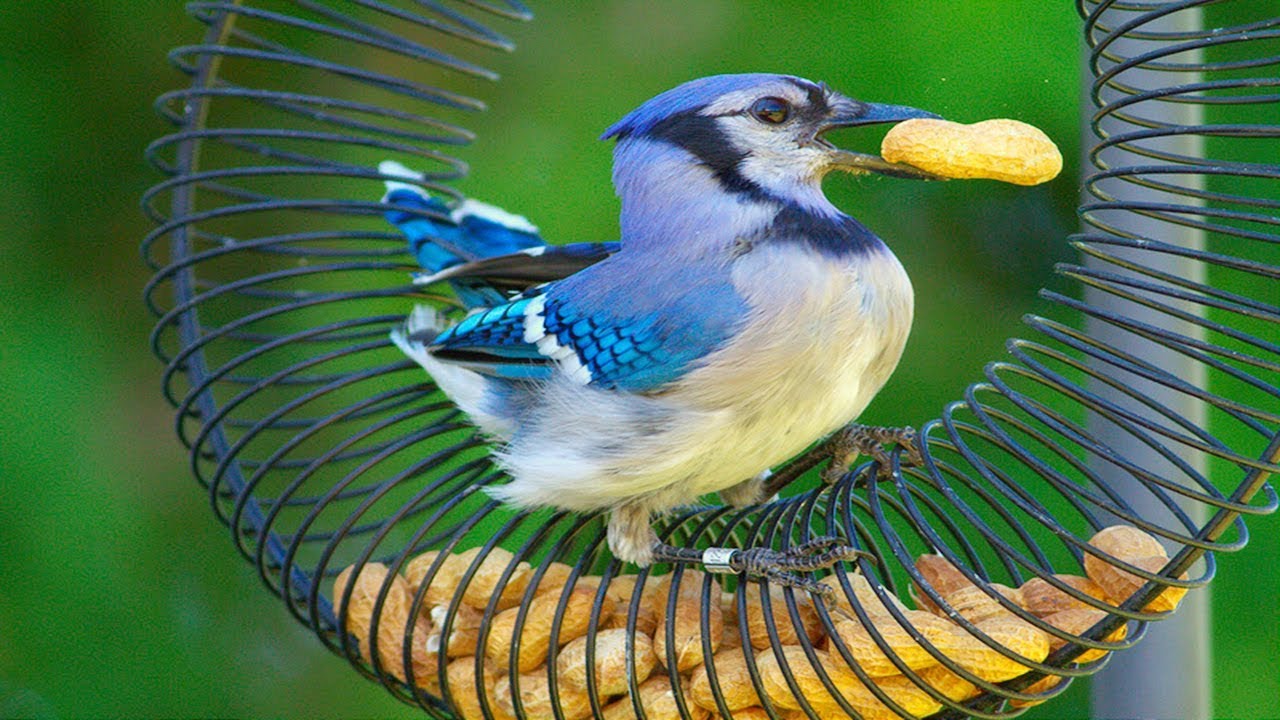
[[383, 74, 939, 590]]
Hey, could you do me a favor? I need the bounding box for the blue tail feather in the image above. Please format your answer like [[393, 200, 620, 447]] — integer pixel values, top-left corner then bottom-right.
[[380, 162, 621, 314], [382, 187, 545, 272], [381, 170, 546, 308], [383, 189, 469, 274]]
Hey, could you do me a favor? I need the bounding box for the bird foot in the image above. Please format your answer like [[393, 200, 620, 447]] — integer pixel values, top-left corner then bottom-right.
[[821, 423, 922, 484], [650, 536, 872, 601]]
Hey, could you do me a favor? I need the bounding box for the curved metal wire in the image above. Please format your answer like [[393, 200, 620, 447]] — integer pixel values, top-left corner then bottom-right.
[[143, 1, 1278, 718]]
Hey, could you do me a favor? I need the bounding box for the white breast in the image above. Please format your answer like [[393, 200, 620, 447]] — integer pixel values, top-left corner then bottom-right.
[[669, 242, 915, 493]]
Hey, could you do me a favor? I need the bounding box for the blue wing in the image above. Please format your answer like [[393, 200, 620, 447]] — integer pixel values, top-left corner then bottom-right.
[[412, 242, 621, 297], [423, 256, 747, 392], [381, 165, 742, 392]]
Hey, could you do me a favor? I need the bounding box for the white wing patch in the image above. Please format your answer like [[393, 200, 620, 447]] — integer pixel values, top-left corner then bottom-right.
[[378, 160, 427, 199], [521, 295, 593, 385], [521, 294, 549, 343], [451, 199, 540, 234]]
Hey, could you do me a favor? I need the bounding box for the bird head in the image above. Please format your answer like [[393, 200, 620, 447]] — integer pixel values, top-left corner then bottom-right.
[[603, 73, 940, 206]]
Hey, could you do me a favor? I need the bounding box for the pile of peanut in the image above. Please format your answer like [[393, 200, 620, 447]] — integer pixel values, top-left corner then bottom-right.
[[333, 525, 1186, 719]]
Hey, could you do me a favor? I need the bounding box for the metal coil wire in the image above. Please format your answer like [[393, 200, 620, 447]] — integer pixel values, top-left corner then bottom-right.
[[143, 1, 1278, 718]]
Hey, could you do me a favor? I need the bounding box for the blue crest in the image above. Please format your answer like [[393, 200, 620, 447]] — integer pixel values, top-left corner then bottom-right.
[[601, 73, 802, 141]]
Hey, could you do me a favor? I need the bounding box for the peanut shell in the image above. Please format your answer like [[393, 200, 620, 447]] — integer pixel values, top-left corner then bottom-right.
[[494, 670, 595, 720], [818, 571, 909, 618], [720, 591, 745, 650], [916, 664, 980, 703], [830, 609, 959, 676], [1041, 607, 1129, 663], [858, 674, 945, 720], [598, 573, 663, 636], [1006, 611, 1130, 708], [1020, 574, 1108, 617], [743, 585, 824, 649], [689, 648, 758, 712], [423, 547, 532, 611], [938, 583, 1025, 625], [599, 675, 711, 720], [486, 584, 616, 672], [1008, 673, 1066, 709], [755, 646, 845, 711], [432, 602, 483, 658], [533, 562, 576, 594], [402, 550, 441, 596], [445, 657, 516, 720], [653, 571, 723, 672], [1084, 525, 1187, 612], [1088, 555, 1188, 613], [333, 563, 440, 691], [759, 646, 941, 718], [912, 555, 973, 614], [881, 118, 1062, 186], [555, 627, 657, 696], [1087, 525, 1165, 559], [1127, 555, 1189, 613], [946, 615, 1050, 682], [333, 563, 396, 638]]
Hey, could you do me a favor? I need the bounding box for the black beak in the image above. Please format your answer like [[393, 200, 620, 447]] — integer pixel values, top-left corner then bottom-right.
[[818, 100, 945, 180]]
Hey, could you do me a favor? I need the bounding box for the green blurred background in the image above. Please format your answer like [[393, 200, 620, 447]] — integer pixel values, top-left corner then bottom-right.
[[0, 1, 1275, 718]]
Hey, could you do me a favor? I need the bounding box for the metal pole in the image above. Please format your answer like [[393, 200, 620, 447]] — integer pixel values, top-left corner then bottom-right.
[[1084, 4, 1211, 719]]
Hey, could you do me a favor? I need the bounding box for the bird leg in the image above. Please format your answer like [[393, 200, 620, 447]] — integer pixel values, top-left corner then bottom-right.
[[608, 502, 661, 567], [821, 423, 922, 484], [610, 503, 869, 599], [648, 536, 872, 600], [611, 492, 873, 601]]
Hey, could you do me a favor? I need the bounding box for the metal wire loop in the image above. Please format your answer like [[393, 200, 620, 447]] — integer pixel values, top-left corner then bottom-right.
[[144, 1, 1278, 718]]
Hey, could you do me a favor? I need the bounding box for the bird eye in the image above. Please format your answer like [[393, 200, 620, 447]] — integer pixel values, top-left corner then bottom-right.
[[749, 97, 790, 124]]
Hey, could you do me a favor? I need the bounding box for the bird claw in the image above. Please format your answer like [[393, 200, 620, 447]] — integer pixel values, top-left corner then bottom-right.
[[732, 536, 872, 573], [821, 424, 922, 484], [652, 536, 873, 600], [787, 535, 846, 556]]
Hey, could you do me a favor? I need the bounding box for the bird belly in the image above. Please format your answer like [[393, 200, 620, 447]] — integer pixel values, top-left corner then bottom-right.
[[671, 244, 915, 494]]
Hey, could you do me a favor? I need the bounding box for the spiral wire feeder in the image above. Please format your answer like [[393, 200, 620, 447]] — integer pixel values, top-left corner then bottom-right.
[[142, 1, 1278, 718]]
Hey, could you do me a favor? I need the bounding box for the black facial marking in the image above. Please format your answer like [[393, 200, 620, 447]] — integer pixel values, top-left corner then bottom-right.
[[634, 81, 838, 202], [767, 202, 882, 257], [643, 110, 772, 201]]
